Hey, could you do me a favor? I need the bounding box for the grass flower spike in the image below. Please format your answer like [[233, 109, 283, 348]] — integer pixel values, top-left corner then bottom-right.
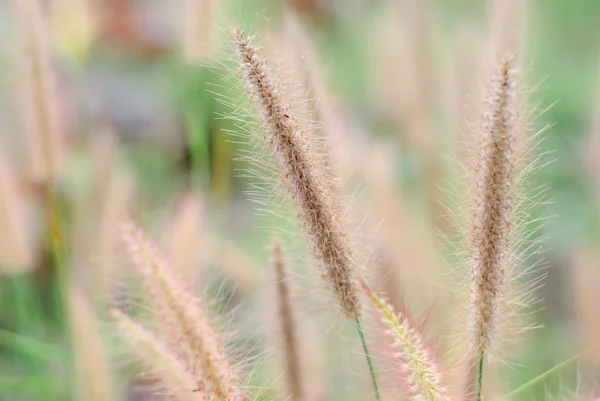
[[363, 283, 449, 401], [468, 55, 519, 357], [112, 309, 205, 401], [233, 28, 361, 318], [117, 220, 243, 401]]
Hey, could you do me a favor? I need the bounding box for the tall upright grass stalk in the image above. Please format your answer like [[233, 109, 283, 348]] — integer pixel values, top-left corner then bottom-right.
[[466, 54, 523, 399], [112, 309, 206, 401], [0, 149, 33, 272], [18, 0, 67, 185], [572, 252, 600, 366], [270, 239, 304, 401], [181, 0, 217, 65], [18, 0, 70, 339], [232, 28, 380, 399], [119, 220, 243, 401], [178, 0, 219, 192], [588, 57, 600, 217], [165, 192, 206, 283], [68, 286, 112, 401]]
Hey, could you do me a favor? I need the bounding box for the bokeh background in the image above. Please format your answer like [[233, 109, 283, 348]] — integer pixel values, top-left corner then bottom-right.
[[0, 0, 599, 400]]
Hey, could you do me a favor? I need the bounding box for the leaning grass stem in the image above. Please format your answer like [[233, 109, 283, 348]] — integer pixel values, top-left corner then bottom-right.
[[496, 346, 599, 400], [355, 317, 382, 401], [44, 185, 69, 335], [477, 352, 484, 401], [44, 184, 73, 396], [179, 65, 211, 191]]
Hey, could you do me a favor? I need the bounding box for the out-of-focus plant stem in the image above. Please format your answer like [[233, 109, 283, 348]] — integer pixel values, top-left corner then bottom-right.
[[356, 317, 382, 401]]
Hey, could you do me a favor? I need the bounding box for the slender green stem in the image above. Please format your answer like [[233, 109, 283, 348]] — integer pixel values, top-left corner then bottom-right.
[[355, 318, 382, 401], [497, 347, 598, 400], [477, 352, 484, 401], [44, 185, 72, 400], [44, 185, 68, 329]]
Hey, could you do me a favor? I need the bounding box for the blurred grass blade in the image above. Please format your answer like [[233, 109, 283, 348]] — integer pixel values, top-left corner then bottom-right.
[[0, 328, 59, 361]]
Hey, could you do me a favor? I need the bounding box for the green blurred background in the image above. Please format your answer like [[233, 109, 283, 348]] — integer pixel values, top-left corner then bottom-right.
[[0, 0, 599, 400]]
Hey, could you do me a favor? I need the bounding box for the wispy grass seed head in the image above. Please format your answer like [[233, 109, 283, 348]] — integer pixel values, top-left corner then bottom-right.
[[363, 283, 449, 401], [232, 28, 361, 318], [118, 220, 243, 401], [468, 54, 519, 356]]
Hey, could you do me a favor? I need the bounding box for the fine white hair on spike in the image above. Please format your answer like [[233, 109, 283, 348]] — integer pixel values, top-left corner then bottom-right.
[[467, 55, 520, 356], [229, 28, 362, 319]]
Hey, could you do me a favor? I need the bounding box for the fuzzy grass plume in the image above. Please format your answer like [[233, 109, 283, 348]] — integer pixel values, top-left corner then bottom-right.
[[116, 220, 243, 401], [363, 282, 449, 401], [232, 28, 361, 319], [467, 54, 520, 358], [112, 309, 206, 401]]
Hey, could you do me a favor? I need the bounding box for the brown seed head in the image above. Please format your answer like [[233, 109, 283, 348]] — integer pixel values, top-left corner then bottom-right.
[[233, 28, 360, 318], [468, 55, 519, 355], [121, 220, 243, 401]]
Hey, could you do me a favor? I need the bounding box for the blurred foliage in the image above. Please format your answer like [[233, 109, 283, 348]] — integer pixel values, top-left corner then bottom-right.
[[0, 0, 599, 400]]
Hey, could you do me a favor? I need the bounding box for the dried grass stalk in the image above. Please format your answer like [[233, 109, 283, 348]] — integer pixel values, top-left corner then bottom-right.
[[165, 192, 205, 283], [0, 150, 34, 272], [271, 239, 305, 401], [18, 0, 67, 184], [182, 0, 217, 64], [69, 287, 112, 401], [112, 309, 205, 401]]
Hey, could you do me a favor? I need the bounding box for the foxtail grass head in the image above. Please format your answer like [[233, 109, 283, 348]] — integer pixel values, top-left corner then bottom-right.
[[363, 282, 449, 401], [232, 28, 361, 318], [467, 54, 520, 357], [116, 220, 244, 401]]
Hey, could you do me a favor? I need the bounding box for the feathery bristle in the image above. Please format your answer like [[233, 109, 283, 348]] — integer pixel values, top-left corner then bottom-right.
[[271, 239, 304, 401], [233, 28, 361, 318], [120, 220, 243, 401], [111, 309, 205, 401], [467, 55, 519, 356], [363, 283, 449, 401]]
